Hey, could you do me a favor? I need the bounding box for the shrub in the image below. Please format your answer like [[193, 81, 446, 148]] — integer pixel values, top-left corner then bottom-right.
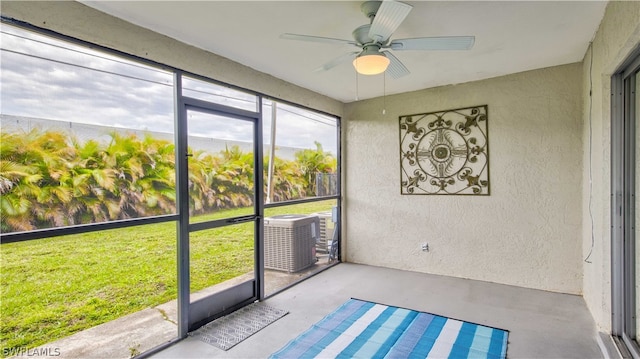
[[0, 129, 337, 232]]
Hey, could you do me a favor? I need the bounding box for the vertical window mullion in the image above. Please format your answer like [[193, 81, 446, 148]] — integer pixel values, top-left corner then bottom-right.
[[612, 72, 625, 337], [624, 74, 637, 338], [175, 72, 191, 338]]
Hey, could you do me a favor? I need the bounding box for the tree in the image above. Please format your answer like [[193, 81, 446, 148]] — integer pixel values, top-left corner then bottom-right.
[[294, 141, 337, 196]]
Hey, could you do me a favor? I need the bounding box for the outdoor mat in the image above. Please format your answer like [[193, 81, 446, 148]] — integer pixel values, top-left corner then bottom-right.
[[189, 302, 288, 351], [270, 298, 509, 359]]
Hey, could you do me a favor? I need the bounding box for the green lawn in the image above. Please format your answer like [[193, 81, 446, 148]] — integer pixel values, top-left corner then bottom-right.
[[0, 200, 334, 354]]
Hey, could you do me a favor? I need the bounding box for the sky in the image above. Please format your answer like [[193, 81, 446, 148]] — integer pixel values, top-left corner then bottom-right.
[[0, 24, 338, 154]]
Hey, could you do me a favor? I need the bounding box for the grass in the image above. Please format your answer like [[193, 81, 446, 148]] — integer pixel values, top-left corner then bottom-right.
[[0, 200, 334, 354]]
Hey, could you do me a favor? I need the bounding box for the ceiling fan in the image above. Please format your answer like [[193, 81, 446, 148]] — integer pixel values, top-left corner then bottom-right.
[[280, 0, 475, 78]]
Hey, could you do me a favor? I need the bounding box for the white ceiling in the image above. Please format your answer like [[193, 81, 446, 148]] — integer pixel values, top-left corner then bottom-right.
[[81, 1, 608, 103]]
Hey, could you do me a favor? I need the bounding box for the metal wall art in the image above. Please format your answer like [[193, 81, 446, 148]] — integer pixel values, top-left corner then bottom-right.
[[400, 105, 489, 195]]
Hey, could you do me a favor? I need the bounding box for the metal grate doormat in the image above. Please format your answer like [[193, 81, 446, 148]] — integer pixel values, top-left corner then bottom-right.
[[189, 302, 288, 351]]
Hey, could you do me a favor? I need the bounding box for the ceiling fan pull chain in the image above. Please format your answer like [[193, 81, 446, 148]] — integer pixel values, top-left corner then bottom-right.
[[355, 69, 359, 101], [382, 72, 386, 115]]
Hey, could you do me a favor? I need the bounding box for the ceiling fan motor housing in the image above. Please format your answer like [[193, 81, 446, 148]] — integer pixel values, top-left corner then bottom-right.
[[360, 44, 384, 57], [353, 24, 376, 45]]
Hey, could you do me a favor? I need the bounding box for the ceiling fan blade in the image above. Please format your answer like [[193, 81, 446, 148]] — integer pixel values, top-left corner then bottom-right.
[[389, 36, 475, 51], [280, 33, 358, 46], [368, 0, 412, 43], [382, 51, 410, 79], [313, 52, 359, 72]]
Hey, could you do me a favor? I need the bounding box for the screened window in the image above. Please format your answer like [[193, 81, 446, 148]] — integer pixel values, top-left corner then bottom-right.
[[262, 99, 339, 204], [1, 26, 175, 233], [0, 24, 180, 355]]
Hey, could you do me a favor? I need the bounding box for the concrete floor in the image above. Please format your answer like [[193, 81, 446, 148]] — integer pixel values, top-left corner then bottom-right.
[[153, 263, 604, 359], [30, 260, 334, 359]]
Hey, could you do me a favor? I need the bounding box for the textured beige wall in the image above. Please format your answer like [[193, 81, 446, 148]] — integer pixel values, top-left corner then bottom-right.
[[581, 1, 640, 332], [344, 63, 584, 294], [0, 1, 343, 117]]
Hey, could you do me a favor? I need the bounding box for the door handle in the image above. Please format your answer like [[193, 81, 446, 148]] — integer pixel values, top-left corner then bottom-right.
[[226, 215, 256, 224]]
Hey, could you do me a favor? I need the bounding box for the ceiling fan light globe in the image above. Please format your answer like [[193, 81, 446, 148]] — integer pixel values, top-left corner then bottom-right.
[[353, 54, 390, 75]]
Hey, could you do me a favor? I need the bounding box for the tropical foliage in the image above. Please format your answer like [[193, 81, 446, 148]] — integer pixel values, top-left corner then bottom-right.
[[0, 128, 336, 233], [295, 141, 337, 196]]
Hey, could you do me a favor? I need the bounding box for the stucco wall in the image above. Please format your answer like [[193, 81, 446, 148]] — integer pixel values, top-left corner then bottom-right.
[[581, 1, 640, 332], [0, 1, 343, 118], [344, 63, 584, 294]]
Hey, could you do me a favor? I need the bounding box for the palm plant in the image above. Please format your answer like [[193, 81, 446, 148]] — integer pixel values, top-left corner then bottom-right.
[[0, 129, 76, 231], [214, 146, 253, 208], [294, 141, 337, 196], [188, 149, 217, 214], [135, 135, 176, 214], [266, 156, 305, 202], [186, 146, 253, 214], [101, 132, 176, 218], [69, 137, 116, 223], [0, 159, 39, 232]]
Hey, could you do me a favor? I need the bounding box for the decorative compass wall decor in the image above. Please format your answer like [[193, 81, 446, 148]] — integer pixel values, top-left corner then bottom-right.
[[399, 105, 489, 195]]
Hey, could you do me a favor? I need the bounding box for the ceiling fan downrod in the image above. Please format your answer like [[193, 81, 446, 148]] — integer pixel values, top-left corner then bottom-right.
[[361, 1, 382, 22]]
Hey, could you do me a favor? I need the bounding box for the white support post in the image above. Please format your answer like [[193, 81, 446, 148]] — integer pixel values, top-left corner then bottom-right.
[[266, 101, 277, 204]]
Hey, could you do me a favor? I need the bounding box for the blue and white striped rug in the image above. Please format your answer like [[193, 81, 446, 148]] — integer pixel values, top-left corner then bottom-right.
[[271, 298, 508, 359]]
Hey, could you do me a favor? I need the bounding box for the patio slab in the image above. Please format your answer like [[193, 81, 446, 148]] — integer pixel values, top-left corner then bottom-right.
[[29, 308, 175, 359], [155, 263, 605, 359], [25, 259, 333, 359]]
